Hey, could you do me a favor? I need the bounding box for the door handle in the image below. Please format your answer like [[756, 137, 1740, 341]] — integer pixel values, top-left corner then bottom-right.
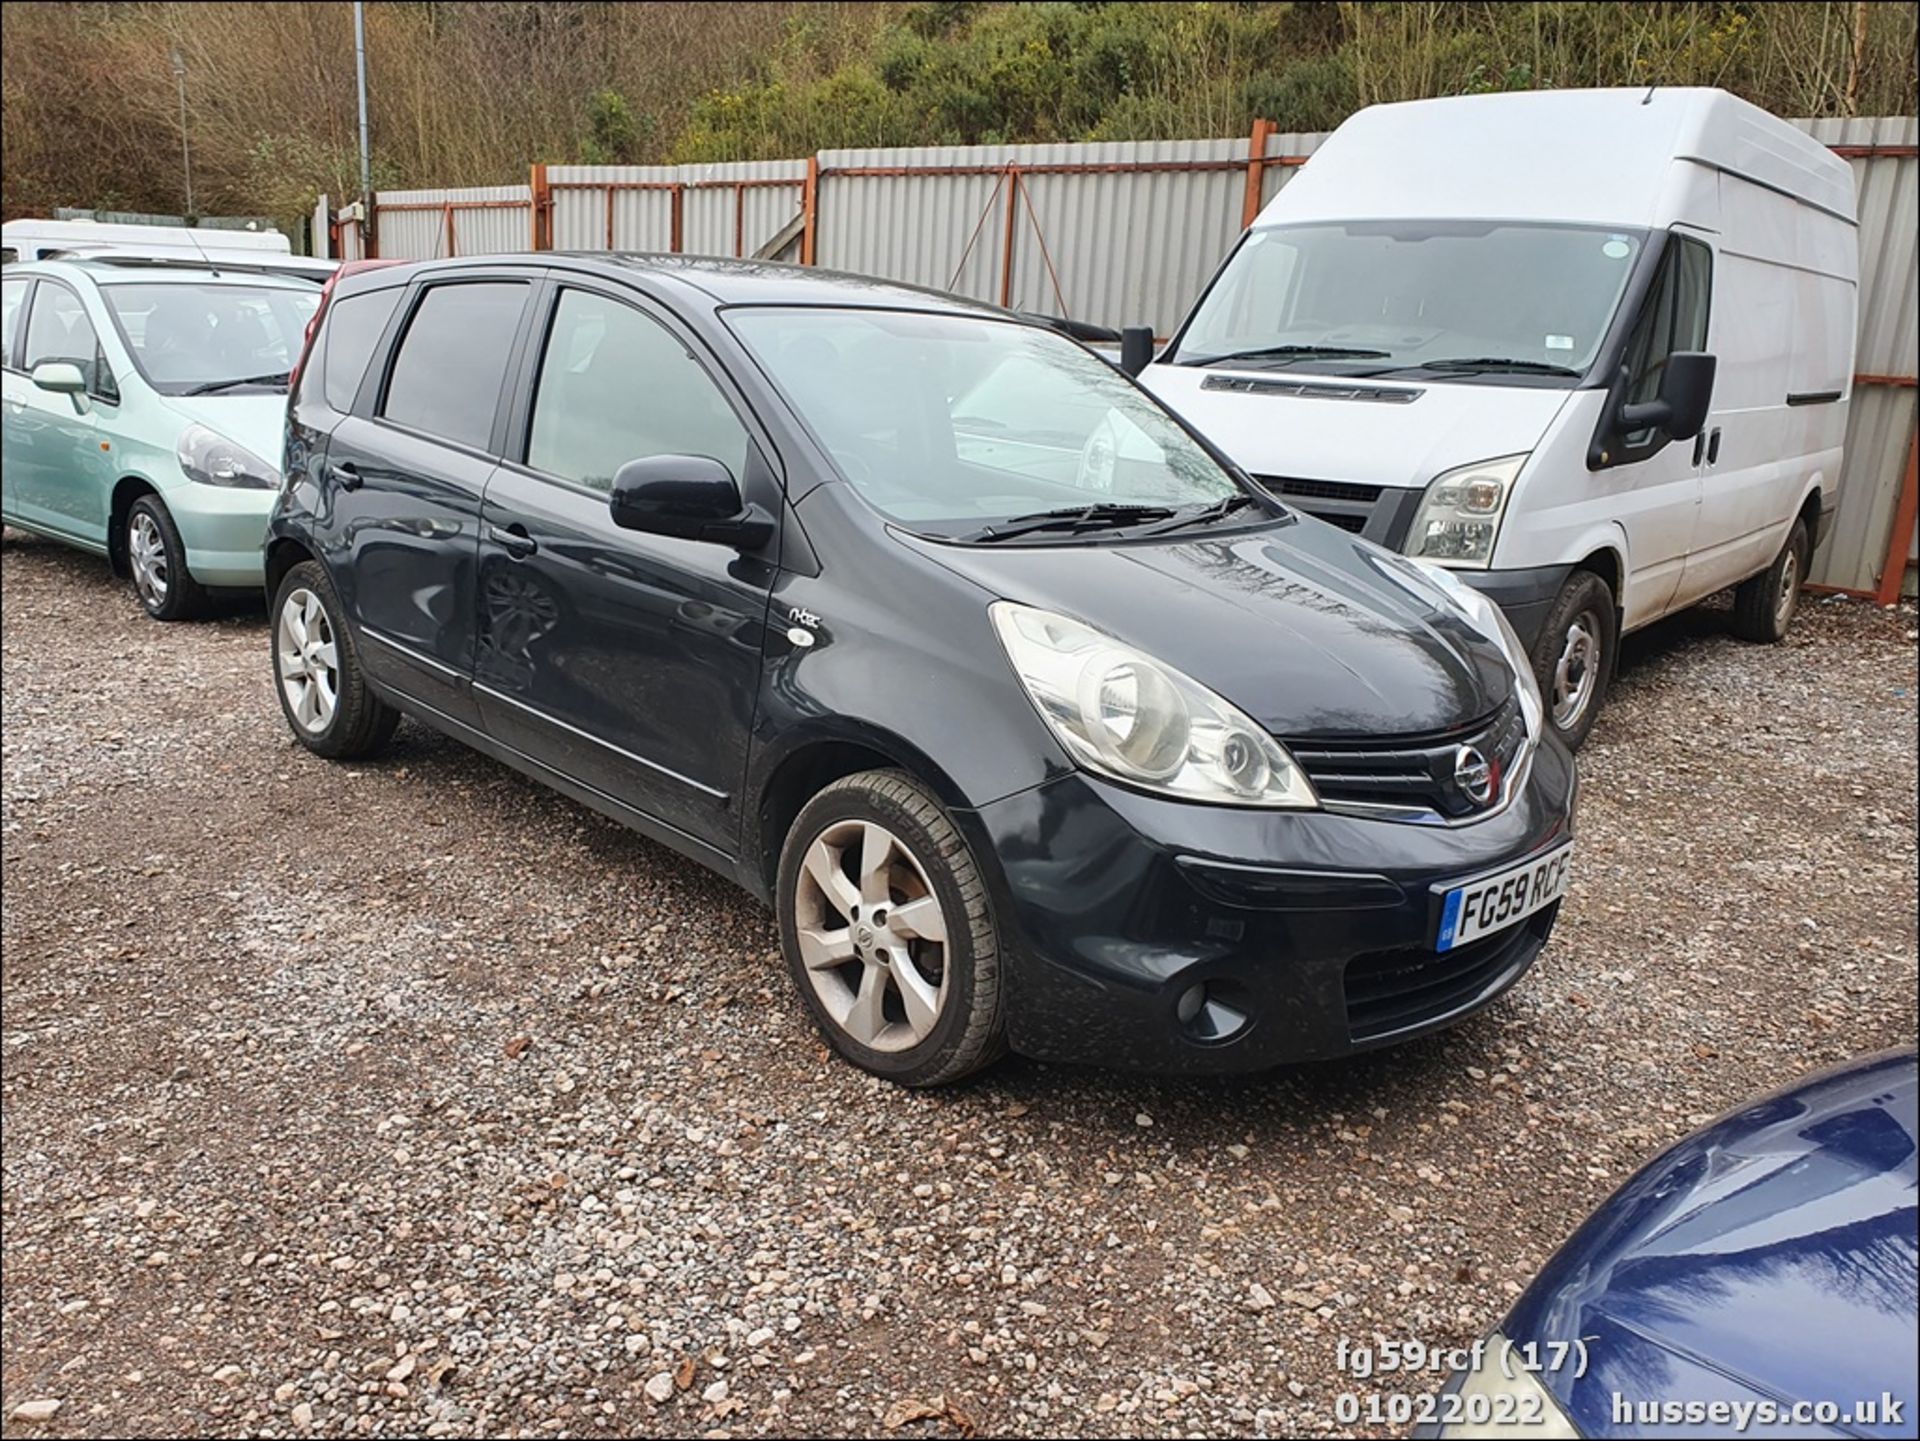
[[1692, 432, 1707, 466], [1706, 427, 1722, 465], [488, 523, 538, 557], [329, 462, 363, 491]]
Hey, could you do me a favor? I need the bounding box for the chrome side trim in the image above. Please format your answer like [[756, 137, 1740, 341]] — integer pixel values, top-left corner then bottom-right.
[[473, 682, 728, 801], [359, 625, 464, 681]]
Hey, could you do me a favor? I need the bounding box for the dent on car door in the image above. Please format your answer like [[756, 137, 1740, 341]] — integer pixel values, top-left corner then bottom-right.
[[325, 278, 535, 728], [10, 279, 107, 542], [474, 284, 777, 854]]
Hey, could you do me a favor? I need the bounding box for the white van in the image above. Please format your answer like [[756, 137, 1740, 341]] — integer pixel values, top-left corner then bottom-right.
[[1, 219, 331, 281], [1139, 88, 1856, 747]]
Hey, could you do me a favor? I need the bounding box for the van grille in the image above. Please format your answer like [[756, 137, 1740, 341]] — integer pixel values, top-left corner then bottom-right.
[[1288, 697, 1529, 820], [1254, 474, 1383, 535]]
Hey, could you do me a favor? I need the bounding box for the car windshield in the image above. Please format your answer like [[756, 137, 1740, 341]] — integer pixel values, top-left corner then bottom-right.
[[1170, 221, 1647, 379], [727, 306, 1246, 537], [101, 281, 321, 394]]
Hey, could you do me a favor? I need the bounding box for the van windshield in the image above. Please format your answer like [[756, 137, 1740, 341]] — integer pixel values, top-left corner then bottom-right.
[[1170, 222, 1646, 381], [728, 306, 1254, 540]]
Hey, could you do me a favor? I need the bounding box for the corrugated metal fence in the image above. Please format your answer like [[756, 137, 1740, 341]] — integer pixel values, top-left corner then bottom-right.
[[328, 115, 1917, 599]]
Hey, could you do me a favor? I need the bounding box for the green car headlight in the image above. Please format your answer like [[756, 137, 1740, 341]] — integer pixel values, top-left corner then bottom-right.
[[177, 424, 280, 490]]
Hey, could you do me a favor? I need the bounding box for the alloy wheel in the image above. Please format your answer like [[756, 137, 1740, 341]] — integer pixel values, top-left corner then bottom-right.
[[128, 511, 169, 609], [1551, 610, 1603, 731], [277, 587, 340, 734], [1776, 545, 1801, 629], [793, 819, 951, 1053]]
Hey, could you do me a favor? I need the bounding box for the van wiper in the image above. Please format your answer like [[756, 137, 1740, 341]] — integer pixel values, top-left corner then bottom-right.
[[956, 503, 1179, 543], [1138, 493, 1265, 535], [1183, 344, 1391, 368], [185, 371, 292, 395], [1404, 356, 1581, 377]]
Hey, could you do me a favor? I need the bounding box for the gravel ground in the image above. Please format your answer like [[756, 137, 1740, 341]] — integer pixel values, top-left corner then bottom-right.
[[3, 529, 1916, 1440]]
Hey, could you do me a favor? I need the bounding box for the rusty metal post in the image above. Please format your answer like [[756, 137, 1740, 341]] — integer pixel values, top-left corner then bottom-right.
[[443, 201, 456, 258], [605, 185, 616, 250], [801, 156, 820, 265], [734, 183, 746, 258], [670, 184, 685, 253], [999, 165, 1020, 309], [1242, 116, 1275, 229], [529, 163, 551, 250], [1876, 426, 1920, 606]]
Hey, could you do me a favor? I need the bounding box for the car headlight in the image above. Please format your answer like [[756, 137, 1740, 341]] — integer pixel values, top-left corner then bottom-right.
[[1415, 561, 1545, 744], [990, 601, 1318, 808], [176, 424, 279, 490], [1434, 1332, 1582, 1438], [1406, 454, 1527, 568]]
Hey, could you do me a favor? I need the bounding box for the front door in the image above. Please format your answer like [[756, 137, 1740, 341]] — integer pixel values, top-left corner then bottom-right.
[[6, 278, 106, 544], [1605, 231, 1713, 629], [474, 283, 777, 854], [325, 276, 535, 729]]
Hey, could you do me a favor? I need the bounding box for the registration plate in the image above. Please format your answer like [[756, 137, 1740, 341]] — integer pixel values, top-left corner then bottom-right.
[[1436, 843, 1573, 952]]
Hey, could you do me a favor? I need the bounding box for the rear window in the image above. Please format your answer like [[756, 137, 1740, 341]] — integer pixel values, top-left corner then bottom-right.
[[380, 282, 526, 450], [323, 287, 402, 411], [1, 277, 26, 365]]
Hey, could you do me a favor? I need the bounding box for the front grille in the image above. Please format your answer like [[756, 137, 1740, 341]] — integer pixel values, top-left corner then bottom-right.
[[1199, 375, 1423, 405], [1288, 697, 1529, 821], [1254, 474, 1383, 535], [1344, 909, 1553, 1042]]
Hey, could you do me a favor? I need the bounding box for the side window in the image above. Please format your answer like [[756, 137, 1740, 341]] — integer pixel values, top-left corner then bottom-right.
[[324, 287, 403, 412], [1620, 234, 1711, 439], [381, 282, 526, 450], [1, 278, 27, 367], [23, 283, 101, 391], [526, 288, 749, 491]]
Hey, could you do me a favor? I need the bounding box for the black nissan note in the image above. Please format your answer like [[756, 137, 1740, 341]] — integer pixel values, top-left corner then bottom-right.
[[269, 254, 1576, 1085]]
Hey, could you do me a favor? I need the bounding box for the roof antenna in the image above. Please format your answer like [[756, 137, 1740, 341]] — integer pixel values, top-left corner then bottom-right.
[[1641, 85, 1656, 105], [179, 218, 221, 275]]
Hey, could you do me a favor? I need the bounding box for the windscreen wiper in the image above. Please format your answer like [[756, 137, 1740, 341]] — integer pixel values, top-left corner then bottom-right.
[[1137, 493, 1266, 536], [956, 503, 1179, 544], [1401, 356, 1581, 377], [185, 371, 293, 395], [1182, 344, 1391, 368]]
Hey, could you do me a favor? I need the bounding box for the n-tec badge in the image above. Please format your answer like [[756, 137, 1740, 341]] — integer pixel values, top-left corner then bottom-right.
[[788, 606, 821, 628], [1454, 744, 1495, 805]]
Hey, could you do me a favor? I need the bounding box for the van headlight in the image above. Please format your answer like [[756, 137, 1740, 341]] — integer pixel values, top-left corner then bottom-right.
[[176, 424, 279, 489], [1415, 562, 1545, 743], [1406, 454, 1526, 568], [990, 601, 1318, 808]]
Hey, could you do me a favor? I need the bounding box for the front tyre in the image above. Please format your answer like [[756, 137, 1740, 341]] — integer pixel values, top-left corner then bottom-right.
[[127, 495, 208, 621], [271, 560, 399, 759], [1730, 518, 1808, 644], [777, 770, 1005, 1086], [1530, 570, 1617, 752]]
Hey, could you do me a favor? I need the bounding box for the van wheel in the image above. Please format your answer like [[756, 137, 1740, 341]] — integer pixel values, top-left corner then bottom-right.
[[271, 560, 399, 759], [1731, 518, 1808, 644], [1530, 571, 1616, 752], [127, 495, 208, 621], [777, 770, 1005, 1086]]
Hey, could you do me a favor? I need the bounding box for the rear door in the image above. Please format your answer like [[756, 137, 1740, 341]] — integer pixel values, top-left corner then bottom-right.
[[474, 279, 779, 854], [321, 272, 537, 729], [1, 274, 38, 526]]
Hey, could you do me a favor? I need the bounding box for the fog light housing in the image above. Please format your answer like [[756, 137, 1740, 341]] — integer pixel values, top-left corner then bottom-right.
[[1175, 980, 1251, 1043]]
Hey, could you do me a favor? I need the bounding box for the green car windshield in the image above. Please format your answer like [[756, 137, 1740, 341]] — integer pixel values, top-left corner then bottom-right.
[[101, 282, 320, 395]]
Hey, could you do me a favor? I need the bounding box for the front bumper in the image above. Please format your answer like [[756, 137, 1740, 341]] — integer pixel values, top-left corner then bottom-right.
[[166, 483, 275, 588], [960, 737, 1576, 1074]]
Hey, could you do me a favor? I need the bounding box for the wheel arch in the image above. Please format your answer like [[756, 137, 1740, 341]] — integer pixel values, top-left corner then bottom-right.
[[106, 475, 162, 576], [747, 724, 973, 903], [265, 535, 318, 601]]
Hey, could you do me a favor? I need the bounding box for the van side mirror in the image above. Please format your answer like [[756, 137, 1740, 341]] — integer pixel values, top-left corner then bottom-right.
[[608, 454, 774, 550], [30, 360, 89, 414], [1617, 350, 1716, 441], [1119, 326, 1156, 377]]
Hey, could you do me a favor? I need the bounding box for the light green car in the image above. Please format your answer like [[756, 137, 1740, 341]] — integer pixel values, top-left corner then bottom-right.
[[1, 258, 322, 619]]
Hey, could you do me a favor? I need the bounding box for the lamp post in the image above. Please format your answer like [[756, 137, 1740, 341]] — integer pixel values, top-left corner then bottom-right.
[[169, 47, 193, 217], [354, 1, 372, 241]]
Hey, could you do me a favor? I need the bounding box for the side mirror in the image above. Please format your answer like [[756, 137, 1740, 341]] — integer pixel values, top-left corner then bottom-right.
[[1618, 350, 1716, 441], [30, 360, 89, 414], [1119, 326, 1156, 378], [608, 454, 774, 550]]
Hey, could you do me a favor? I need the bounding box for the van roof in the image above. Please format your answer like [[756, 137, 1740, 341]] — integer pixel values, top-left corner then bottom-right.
[[1258, 87, 1856, 231]]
